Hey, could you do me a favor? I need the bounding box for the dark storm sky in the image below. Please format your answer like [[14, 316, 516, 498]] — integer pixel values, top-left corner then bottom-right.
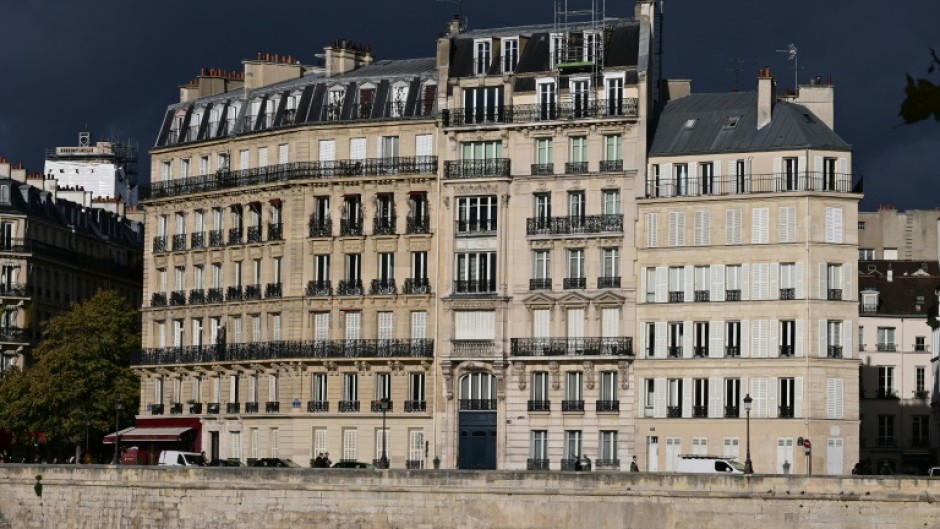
[[1, 0, 938, 211]]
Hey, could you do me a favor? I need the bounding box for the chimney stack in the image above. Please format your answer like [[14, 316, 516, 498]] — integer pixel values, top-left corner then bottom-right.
[[324, 40, 373, 77], [757, 67, 776, 129]]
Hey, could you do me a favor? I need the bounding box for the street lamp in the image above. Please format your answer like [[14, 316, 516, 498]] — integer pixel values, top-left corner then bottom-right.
[[743, 393, 754, 474], [379, 397, 390, 469], [112, 396, 123, 465]]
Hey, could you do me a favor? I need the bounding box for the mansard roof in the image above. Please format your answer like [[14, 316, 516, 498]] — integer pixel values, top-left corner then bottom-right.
[[858, 260, 940, 318]]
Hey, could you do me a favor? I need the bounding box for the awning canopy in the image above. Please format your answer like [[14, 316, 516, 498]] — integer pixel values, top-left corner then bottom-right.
[[102, 426, 193, 444]]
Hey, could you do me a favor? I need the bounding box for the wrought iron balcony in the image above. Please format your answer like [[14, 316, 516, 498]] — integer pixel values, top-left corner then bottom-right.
[[170, 403, 183, 415], [306, 280, 333, 297], [598, 277, 620, 289], [725, 346, 740, 358], [226, 286, 243, 301], [876, 343, 897, 352], [510, 337, 633, 357], [244, 284, 262, 300], [599, 160, 623, 172], [565, 161, 589, 174], [207, 288, 223, 303], [0, 283, 27, 297], [265, 283, 282, 299], [666, 406, 681, 418], [373, 216, 397, 236], [527, 458, 550, 471], [595, 459, 620, 470], [642, 171, 859, 199], [780, 288, 796, 300], [370, 279, 397, 295], [528, 400, 551, 412], [693, 405, 708, 418], [246, 226, 262, 243], [454, 279, 496, 294], [265, 401, 280, 413], [530, 278, 552, 291], [172, 234, 187, 251], [827, 346, 843, 358], [827, 289, 843, 300], [307, 400, 329, 413], [151, 292, 167, 307], [694, 290, 709, 302], [340, 218, 364, 237], [209, 229, 225, 247], [191, 232, 205, 249], [725, 289, 742, 301], [338, 279, 364, 296], [228, 227, 243, 245], [406, 459, 425, 469], [596, 400, 620, 412], [309, 216, 332, 238], [458, 399, 496, 411], [693, 346, 707, 358], [444, 159, 511, 179], [371, 399, 394, 412], [268, 223, 283, 241], [339, 400, 360, 413], [669, 291, 684, 303], [151, 404, 165, 415], [404, 400, 427, 413], [526, 214, 623, 236], [531, 163, 554, 176], [152, 236, 167, 253], [189, 402, 203, 414], [455, 220, 497, 235], [724, 405, 739, 418], [442, 100, 639, 127], [668, 346, 682, 358], [560, 459, 579, 471], [452, 340, 495, 357], [562, 400, 585, 412], [779, 405, 795, 418], [207, 403, 221, 414], [563, 278, 586, 290], [245, 402, 259, 413], [779, 345, 795, 357], [403, 278, 431, 295], [406, 214, 430, 235], [915, 390, 930, 400], [169, 290, 186, 306]]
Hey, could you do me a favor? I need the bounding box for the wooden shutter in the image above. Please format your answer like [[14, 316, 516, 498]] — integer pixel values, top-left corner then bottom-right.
[[654, 322, 667, 358], [843, 320, 853, 359], [843, 263, 853, 301], [709, 321, 724, 358], [681, 378, 692, 418], [795, 320, 804, 357], [683, 266, 694, 301], [655, 266, 668, 303], [654, 378, 666, 418], [709, 377, 723, 418], [682, 321, 693, 358], [533, 309, 551, 339], [795, 262, 805, 299], [794, 377, 804, 419], [601, 308, 619, 338], [740, 319, 750, 358], [710, 264, 725, 301]]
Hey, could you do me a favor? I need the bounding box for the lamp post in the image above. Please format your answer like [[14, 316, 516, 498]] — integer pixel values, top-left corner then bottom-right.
[[379, 397, 390, 469], [112, 396, 123, 465], [743, 393, 754, 474]]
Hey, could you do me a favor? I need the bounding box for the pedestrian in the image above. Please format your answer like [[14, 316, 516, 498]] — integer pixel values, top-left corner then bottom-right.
[[323, 452, 332, 467], [200, 451, 208, 466], [630, 455, 640, 472], [573, 454, 583, 471], [581, 454, 592, 472], [314, 453, 325, 468]]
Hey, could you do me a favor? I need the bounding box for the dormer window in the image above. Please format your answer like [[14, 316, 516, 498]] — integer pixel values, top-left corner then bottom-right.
[[170, 109, 186, 144], [189, 107, 204, 140], [502, 37, 519, 73], [583, 31, 601, 63], [264, 96, 279, 129], [0, 185, 9, 204], [861, 290, 879, 313], [474, 39, 492, 76], [390, 82, 409, 118], [327, 87, 345, 121], [248, 98, 263, 130], [550, 33, 564, 67], [358, 85, 376, 118], [283, 91, 301, 125], [208, 105, 224, 137]]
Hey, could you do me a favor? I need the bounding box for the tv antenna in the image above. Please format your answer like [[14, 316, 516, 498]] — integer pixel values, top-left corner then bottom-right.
[[776, 43, 798, 93]]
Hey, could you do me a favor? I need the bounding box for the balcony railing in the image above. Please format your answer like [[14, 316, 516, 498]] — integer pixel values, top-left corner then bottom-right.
[[527, 458, 550, 471], [443, 100, 639, 127], [560, 459, 579, 471], [152, 236, 167, 253], [338, 279, 364, 296], [877, 389, 898, 399], [307, 401, 329, 413], [228, 227, 243, 245], [245, 402, 259, 413], [780, 288, 796, 300], [373, 216, 396, 236], [444, 159, 511, 179], [452, 340, 495, 357], [370, 400, 394, 413], [725, 346, 740, 358], [209, 230, 224, 247], [531, 163, 554, 175], [309, 216, 332, 238], [643, 171, 859, 199], [599, 160, 623, 172], [406, 214, 430, 234], [172, 234, 187, 251], [189, 402, 203, 414], [693, 405, 708, 418], [406, 459, 425, 470], [206, 288, 223, 303], [190, 232, 205, 249], [170, 403, 183, 415], [563, 278, 586, 290], [875, 437, 897, 448], [0, 283, 27, 297], [528, 400, 551, 412], [151, 404, 165, 415], [265, 283, 282, 299], [455, 220, 497, 236], [458, 399, 497, 411], [370, 279, 397, 296], [226, 403, 241, 414], [225, 286, 243, 301], [340, 218, 364, 237], [246, 226, 262, 243], [668, 346, 682, 358], [147, 158, 439, 199], [693, 346, 707, 358], [265, 401, 280, 413], [827, 289, 843, 300], [725, 290, 741, 301], [596, 400, 620, 412], [169, 290, 186, 306], [827, 346, 844, 358], [725, 406, 740, 418], [915, 390, 929, 400], [779, 405, 795, 418], [403, 278, 431, 295], [151, 292, 167, 307], [598, 277, 620, 289], [530, 278, 552, 291], [404, 400, 427, 413], [244, 284, 262, 301], [510, 337, 633, 357], [666, 406, 681, 418], [526, 214, 623, 236], [694, 290, 709, 302], [669, 291, 684, 303], [207, 403, 221, 414], [595, 459, 620, 470], [779, 345, 795, 357], [876, 343, 897, 352], [454, 279, 496, 295]]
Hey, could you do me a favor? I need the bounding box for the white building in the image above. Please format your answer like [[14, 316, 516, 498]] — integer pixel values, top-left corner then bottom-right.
[[44, 131, 139, 206]]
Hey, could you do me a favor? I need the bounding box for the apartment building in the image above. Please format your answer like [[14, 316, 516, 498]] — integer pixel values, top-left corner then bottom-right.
[[857, 260, 938, 474], [634, 69, 862, 475], [858, 207, 939, 263], [136, 45, 439, 467], [0, 159, 143, 373]]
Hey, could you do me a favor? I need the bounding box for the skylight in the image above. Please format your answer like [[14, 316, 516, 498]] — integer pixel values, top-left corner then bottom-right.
[[683, 118, 697, 130], [725, 115, 741, 128]]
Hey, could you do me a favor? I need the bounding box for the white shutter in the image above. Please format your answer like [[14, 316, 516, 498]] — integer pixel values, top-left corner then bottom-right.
[[751, 263, 763, 300], [814, 156, 823, 180], [688, 163, 697, 193], [567, 308, 585, 339], [278, 144, 289, 164], [315, 430, 328, 455], [795, 319, 804, 357], [818, 262, 828, 300], [343, 429, 358, 461], [751, 378, 766, 418], [843, 320, 853, 359], [709, 320, 724, 359], [818, 319, 827, 358], [229, 375, 238, 402], [378, 312, 394, 340], [268, 374, 278, 402], [740, 319, 750, 358], [676, 212, 685, 246], [713, 160, 722, 194], [350, 138, 367, 160], [826, 379, 837, 419], [345, 312, 361, 340], [683, 266, 694, 302], [772, 157, 782, 188], [654, 322, 667, 358], [769, 319, 778, 358], [258, 147, 269, 167], [533, 309, 551, 339], [682, 378, 692, 418], [833, 207, 844, 243], [661, 163, 672, 195], [454, 311, 496, 340], [839, 158, 850, 191], [668, 212, 678, 247], [411, 311, 427, 340], [655, 266, 668, 303], [240, 149, 249, 170], [751, 320, 764, 358], [767, 376, 778, 418], [710, 264, 725, 301], [709, 377, 723, 418], [375, 428, 389, 461], [795, 262, 805, 299], [415, 134, 433, 157], [647, 213, 658, 247], [682, 321, 693, 358], [770, 263, 779, 300], [741, 264, 750, 300], [376, 136, 384, 159], [601, 308, 619, 338], [640, 267, 648, 304], [319, 139, 336, 162], [725, 209, 735, 244], [315, 313, 330, 341], [843, 263, 853, 301], [834, 378, 844, 419], [654, 378, 666, 418], [694, 210, 710, 246], [794, 377, 804, 419]]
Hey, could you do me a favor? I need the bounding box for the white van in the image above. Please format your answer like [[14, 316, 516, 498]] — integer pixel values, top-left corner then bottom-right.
[[675, 455, 745, 474], [158, 450, 205, 467]]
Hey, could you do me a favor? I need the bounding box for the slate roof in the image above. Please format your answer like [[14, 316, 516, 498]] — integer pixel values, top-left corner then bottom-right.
[[649, 92, 851, 157], [858, 260, 940, 318]]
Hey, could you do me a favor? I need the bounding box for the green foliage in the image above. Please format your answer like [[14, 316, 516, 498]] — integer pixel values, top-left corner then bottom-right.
[[900, 49, 940, 124], [0, 291, 140, 449]]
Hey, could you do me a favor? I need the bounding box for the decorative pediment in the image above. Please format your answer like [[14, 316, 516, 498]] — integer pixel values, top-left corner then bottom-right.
[[593, 291, 627, 307], [556, 291, 591, 307], [522, 292, 557, 308]]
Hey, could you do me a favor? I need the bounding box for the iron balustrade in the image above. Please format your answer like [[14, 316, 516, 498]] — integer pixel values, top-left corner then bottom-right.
[[452, 340, 495, 357], [339, 401, 360, 413], [226, 403, 241, 414], [668, 346, 682, 358], [244, 284, 262, 300], [338, 280, 364, 296], [455, 220, 498, 236], [404, 400, 427, 412], [780, 288, 796, 300], [454, 279, 496, 294], [724, 406, 740, 418], [209, 230, 224, 247], [170, 291, 186, 306], [598, 277, 621, 289], [226, 286, 244, 301], [172, 234, 186, 251], [876, 343, 897, 352], [403, 278, 431, 295], [151, 404, 165, 415], [443, 100, 640, 127], [371, 400, 394, 412], [207, 403, 221, 414], [340, 218, 364, 237], [526, 214, 623, 236], [370, 279, 397, 295], [406, 214, 430, 234], [265, 283, 282, 298], [444, 159, 511, 179], [306, 280, 333, 296], [0, 238, 29, 252], [596, 400, 620, 412], [458, 399, 496, 411], [528, 400, 551, 412], [245, 402, 259, 413], [530, 278, 552, 291], [827, 346, 843, 358], [531, 163, 554, 175], [827, 289, 843, 300], [147, 158, 439, 199], [373, 216, 396, 236], [599, 160, 623, 172], [170, 403, 183, 415], [228, 228, 243, 245], [563, 278, 586, 290], [596, 459, 620, 469], [779, 405, 795, 418], [267, 223, 283, 241], [307, 401, 329, 413], [0, 284, 27, 297], [725, 289, 742, 301], [309, 216, 332, 238], [191, 232, 205, 249], [643, 172, 859, 199], [693, 346, 707, 358], [151, 293, 167, 307], [725, 346, 740, 358], [693, 406, 708, 418], [694, 290, 709, 302], [152, 236, 167, 253], [560, 459, 579, 471], [915, 390, 930, 400], [265, 401, 280, 413], [666, 406, 681, 418], [669, 291, 684, 303], [779, 345, 795, 357], [510, 338, 633, 357], [565, 162, 589, 174], [189, 403, 203, 414], [207, 288, 223, 303], [527, 459, 550, 471], [246, 226, 262, 243], [406, 460, 425, 470]]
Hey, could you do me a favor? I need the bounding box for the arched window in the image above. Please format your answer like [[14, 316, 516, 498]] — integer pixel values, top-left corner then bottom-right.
[[459, 372, 496, 410]]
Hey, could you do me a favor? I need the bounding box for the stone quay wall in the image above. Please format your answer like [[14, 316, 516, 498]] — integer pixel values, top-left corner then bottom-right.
[[0, 466, 939, 528]]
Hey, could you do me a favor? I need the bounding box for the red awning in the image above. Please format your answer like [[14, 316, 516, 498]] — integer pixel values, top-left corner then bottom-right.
[[102, 426, 193, 444]]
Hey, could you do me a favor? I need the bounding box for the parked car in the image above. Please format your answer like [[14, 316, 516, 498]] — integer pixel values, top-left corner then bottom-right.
[[927, 467, 940, 477], [158, 450, 205, 467], [332, 461, 376, 469], [207, 458, 245, 467], [674, 455, 745, 474], [250, 458, 301, 468]]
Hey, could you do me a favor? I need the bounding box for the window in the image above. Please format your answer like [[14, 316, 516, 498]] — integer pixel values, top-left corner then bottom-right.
[[567, 249, 585, 282], [456, 195, 498, 233], [343, 373, 359, 402], [780, 320, 796, 356], [601, 248, 619, 280], [602, 190, 620, 215], [463, 87, 503, 125], [698, 163, 714, 195], [390, 83, 409, 117], [570, 79, 590, 118], [644, 268, 656, 303], [533, 250, 551, 282], [535, 138, 553, 170], [877, 366, 895, 398], [648, 164, 661, 197], [644, 379, 655, 416], [600, 371, 618, 403], [693, 266, 708, 301], [474, 39, 492, 75], [779, 378, 796, 418], [604, 135, 622, 165], [779, 262, 796, 299], [877, 415, 895, 446], [568, 191, 585, 220], [726, 321, 741, 357], [858, 249, 875, 260], [826, 264, 843, 300], [565, 430, 583, 463], [454, 252, 497, 293], [693, 379, 708, 417], [693, 322, 709, 357], [569, 136, 587, 166], [912, 416, 930, 446], [877, 327, 896, 351], [666, 379, 682, 417], [537, 80, 557, 120], [564, 371, 583, 409], [408, 373, 425, 408], [725, 378, 741, 417], [530, 371, 549, 406], [530, 430, 548, 462], [345, 254, 362, 284], [674, 164, 690, 196], [377, 253, 394, 283], [915, 337, 927, 352], [605, 76, 624, 116], [826, 321, 843, 357], [599, 431, 618, 462], [327, 88, 345, 121], [781, 157, 799, 190], [375, 372, 391, 401], [668, 266, 683, 302], [502, 38, 519, 73], [311, 373, 328, 404], [667, 322, 683, 357], [725, 208, 742, 245]]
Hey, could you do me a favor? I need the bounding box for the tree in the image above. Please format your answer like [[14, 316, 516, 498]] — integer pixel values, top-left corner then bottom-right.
[[900, 48, 940, 124], [0, 290, 140, 461]]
